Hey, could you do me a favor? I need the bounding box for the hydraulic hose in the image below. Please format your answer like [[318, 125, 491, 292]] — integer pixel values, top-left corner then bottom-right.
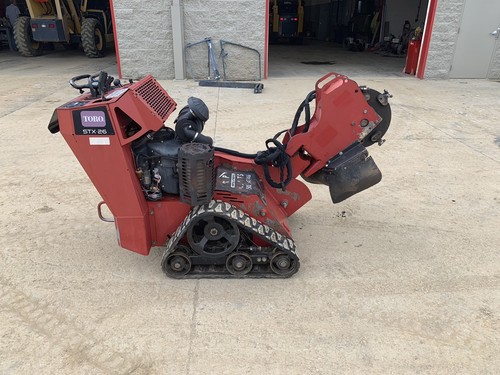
[[215, 90, 317, 191], [289, 90, 316, 137]]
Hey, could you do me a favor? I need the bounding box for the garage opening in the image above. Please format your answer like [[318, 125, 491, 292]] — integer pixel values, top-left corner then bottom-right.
[[266, 0, 429, 78], [0, 0, 118, 69]]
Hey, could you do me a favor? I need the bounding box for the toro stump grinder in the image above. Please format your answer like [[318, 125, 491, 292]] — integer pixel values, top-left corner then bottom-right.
[[49, 71, 392, 279]]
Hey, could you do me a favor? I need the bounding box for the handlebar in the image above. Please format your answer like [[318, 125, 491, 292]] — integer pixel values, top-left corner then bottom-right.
[[69, 74, 92, 90], [68, 71, 117, 98]]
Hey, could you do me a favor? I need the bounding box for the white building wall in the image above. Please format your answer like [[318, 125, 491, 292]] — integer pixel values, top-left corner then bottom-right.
[[183, 0, 265, 81], [425, 0, 500, 79], [113, 0, 265, 80], [423, 0, 464, 78], [113, 0, 174, 79]]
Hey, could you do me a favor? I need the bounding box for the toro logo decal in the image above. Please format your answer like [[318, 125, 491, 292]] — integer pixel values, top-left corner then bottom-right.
[[81, 111, 106, 127], [73, 107, 115, 136]]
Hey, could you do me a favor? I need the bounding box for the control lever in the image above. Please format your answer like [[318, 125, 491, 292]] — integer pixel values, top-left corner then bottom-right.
[[98, 71, 108, 99]]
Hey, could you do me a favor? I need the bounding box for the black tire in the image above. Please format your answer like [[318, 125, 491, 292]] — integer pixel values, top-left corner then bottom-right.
[[14, 16, 42, 57], [81, 18, 105, 58]]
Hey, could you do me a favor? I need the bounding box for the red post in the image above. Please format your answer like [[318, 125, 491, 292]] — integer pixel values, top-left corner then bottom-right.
[[264, 0, 270, 79], [416, 0, 439, 79], [109, 0, 123, 79]]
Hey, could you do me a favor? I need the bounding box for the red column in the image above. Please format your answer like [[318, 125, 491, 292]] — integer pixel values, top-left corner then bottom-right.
[[417, 0, 439, 79]]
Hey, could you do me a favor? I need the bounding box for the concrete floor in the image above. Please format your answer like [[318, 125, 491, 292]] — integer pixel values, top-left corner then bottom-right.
[[269, 40, 407, 78], [0, 48, 499, 374]]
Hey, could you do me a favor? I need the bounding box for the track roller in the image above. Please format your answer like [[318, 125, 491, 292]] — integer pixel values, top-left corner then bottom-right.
[[270, 251, 298, 277], [162, 245, 192, 278], [226, 252, 253, 276]]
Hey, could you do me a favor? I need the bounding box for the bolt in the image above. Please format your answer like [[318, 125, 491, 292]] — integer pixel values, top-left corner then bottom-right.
[[281, 201, 288, 208], [363, 109, 368, 114], [377, 91, 391, 106], [278, 258, 290, 268], [351, 121, 356, 126], [360, 119, 369, 127], [260, 210, 266, 216], [210, 228, 218, 236]]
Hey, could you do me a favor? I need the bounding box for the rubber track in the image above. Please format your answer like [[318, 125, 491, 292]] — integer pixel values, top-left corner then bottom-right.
[[161, 200, 300, 279]]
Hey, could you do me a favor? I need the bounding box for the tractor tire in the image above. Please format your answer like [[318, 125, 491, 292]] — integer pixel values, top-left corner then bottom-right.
[[81, 18, 106, 58], [14, 16, 42, 57]]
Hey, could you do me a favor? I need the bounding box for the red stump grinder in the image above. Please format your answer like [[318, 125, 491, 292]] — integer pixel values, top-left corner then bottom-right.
[[49, 71, 391, 279]]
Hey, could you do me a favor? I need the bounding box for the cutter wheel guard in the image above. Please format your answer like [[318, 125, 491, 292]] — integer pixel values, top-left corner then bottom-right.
[[48, 71, 392, 279]]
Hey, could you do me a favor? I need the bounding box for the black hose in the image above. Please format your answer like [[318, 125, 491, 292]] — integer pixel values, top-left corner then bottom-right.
[[214, 147, 257, 159], [215, 142, 291, 191], [289, 90, 316, 137], [254, 139, 292, 191], [302, 91, 316, 133], [215, 90, 317, 191]]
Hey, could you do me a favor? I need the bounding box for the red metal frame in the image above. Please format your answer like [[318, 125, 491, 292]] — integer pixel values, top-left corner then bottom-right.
[[108, 0, 122, 78], [264, 0, 270, 79], [56, 72, 378, 256], [57, 76, 178, 254], [284, 73, 380, 176], [417, 0, 439, 79]]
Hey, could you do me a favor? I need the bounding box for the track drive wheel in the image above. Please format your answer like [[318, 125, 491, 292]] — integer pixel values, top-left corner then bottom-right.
[[270, 251, 298, 277], [162, 245, 192, 278], [187, 215, 240, 257], [226, 252, 253, 276], [81, 17, 106, 58], [14, 16, 42, 57]]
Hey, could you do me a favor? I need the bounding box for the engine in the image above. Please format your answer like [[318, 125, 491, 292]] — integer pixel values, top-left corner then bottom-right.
[[132, 97, 215, 204]]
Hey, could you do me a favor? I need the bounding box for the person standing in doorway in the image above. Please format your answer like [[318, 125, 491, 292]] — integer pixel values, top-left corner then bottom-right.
[[6, 0, 20, 28]]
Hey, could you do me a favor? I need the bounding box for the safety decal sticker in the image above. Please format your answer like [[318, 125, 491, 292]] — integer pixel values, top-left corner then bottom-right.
[[105, 88, 128, 99], [216, 167, 262, 195], [89, 137, 111, 146]]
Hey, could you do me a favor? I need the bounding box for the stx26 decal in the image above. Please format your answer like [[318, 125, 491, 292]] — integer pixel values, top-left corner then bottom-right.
[[72, 106, 115, 136]]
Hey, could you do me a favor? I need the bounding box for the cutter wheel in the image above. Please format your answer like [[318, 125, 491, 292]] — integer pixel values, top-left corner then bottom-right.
[[161, 200, 299, 279]]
